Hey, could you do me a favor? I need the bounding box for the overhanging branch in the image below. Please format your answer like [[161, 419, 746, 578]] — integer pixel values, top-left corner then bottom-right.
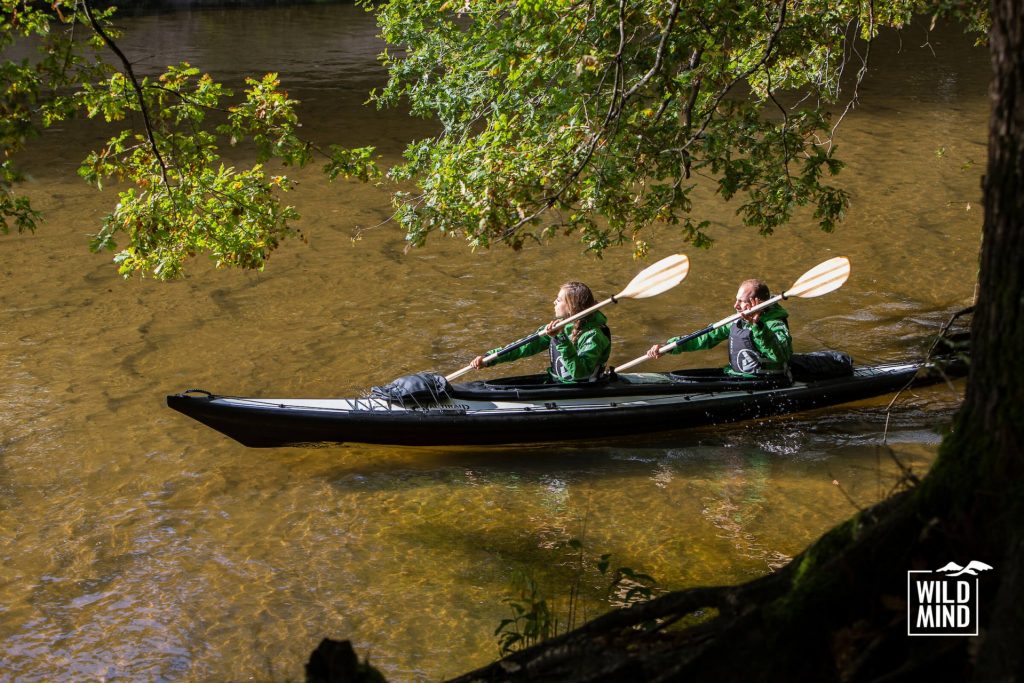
[[81, 0, 171, 190]]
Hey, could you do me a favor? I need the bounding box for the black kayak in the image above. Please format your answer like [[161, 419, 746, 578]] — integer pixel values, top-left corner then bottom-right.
[[166, 352, 967, 448]]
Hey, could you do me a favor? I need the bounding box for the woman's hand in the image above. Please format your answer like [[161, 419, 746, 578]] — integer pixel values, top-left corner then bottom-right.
[[544, 320, 563, 337], [470, 355, 486, 370], [645, 344, 663, 359]]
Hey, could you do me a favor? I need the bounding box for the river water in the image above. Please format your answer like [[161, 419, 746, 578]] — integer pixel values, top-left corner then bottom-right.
[[0, 5, 986, 681]]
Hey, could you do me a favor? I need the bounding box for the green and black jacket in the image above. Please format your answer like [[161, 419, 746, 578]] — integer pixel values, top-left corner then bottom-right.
[[664, 304, 792, 377], [486, 312, 611, 383]]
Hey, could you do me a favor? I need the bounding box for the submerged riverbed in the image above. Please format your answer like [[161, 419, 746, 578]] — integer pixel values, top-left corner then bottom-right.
[[0, 5, 985, 681]]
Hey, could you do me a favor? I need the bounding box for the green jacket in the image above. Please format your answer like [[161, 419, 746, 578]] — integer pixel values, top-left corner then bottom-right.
[[486, 311, 611, 383], [665, 304, 792, 377]]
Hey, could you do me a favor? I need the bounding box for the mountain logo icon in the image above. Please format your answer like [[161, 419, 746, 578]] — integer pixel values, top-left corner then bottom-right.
[[935, 561, 994, 577], [908, 560, 992, 636]]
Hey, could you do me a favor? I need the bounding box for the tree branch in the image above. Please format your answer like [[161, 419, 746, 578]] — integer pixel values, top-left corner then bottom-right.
[[81, 0, 171, 191], [673, 0, 789, 155], [497, 0, 682, 241]]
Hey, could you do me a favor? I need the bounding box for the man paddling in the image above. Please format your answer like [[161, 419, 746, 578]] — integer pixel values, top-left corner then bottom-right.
[[646, 279, 792, 378]]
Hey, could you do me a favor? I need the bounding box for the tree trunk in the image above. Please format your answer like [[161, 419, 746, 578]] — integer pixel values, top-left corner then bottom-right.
[[960, 0, 1024, 674]]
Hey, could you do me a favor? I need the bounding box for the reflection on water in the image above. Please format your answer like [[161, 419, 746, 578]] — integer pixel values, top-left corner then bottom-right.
[[0, 4, 984, 682]]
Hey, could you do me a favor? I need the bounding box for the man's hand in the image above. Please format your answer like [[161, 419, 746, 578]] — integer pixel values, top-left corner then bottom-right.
[[739, 308, 761, 325]]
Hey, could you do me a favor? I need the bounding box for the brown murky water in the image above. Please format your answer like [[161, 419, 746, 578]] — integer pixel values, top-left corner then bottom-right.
[[0, 5, 985, 681]]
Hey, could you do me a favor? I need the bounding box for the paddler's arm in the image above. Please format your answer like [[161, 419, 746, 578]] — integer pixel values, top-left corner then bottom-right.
[[750, 318, 793, 369], [471, 326, 551, 368], [647, 324, 730, 359]]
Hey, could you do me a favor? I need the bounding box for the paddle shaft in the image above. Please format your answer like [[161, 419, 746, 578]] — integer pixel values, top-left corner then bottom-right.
[[445, 296, 616, 381], [613, 293, 786, 373]]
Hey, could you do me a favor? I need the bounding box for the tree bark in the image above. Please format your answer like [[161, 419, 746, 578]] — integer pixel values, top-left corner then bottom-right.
[[963, 0, 1024, 675]]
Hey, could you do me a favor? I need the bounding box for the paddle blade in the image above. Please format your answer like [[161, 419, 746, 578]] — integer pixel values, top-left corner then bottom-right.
[[616, 254, 690, 299], [785, 256, 851, 299]]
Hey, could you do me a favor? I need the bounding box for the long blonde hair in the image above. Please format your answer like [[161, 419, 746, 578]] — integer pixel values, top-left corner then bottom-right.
[[559, 281, 596, 343]]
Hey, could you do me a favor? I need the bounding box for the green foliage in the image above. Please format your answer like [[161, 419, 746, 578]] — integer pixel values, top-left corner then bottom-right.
[[1, 1, 111, 235], [73, 62, 381, 278], [494, 537, 660, 656], [0, 0, 992, 274], [2, 2, 379, 277], [495, 570, 556, 655], [367, 0, 987, 254], [74, 65, 299, 277]]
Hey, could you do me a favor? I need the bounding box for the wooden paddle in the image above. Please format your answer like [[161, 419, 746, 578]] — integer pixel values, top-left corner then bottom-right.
[[446, 254, 691, 382], [613, 256, 852, 373]]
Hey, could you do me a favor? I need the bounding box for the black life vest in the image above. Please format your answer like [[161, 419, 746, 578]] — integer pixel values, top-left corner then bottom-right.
[[549, 324, 611, 382], [728, 320, 786, 375]]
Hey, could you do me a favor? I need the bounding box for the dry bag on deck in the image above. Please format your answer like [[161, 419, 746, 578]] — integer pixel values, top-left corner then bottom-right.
[[371, 372, 452, 406], [790, 351, 854, 381]]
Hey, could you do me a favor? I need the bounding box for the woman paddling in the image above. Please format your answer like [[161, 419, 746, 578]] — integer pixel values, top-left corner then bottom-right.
[[470, 282, 612, 383]]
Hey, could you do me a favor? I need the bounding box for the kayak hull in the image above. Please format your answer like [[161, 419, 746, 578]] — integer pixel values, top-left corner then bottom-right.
[[166, 361, 963, 448]]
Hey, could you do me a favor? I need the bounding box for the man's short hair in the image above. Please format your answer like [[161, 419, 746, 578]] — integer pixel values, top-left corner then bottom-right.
[[740, 279, 771, 300]]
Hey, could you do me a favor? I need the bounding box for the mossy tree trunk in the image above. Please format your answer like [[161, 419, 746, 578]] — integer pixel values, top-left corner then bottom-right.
[[947, 0, 1024, 673]]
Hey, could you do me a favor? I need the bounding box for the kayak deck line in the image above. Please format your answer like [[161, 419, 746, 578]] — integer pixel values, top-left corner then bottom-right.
[[191, 363, 925, 411]]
